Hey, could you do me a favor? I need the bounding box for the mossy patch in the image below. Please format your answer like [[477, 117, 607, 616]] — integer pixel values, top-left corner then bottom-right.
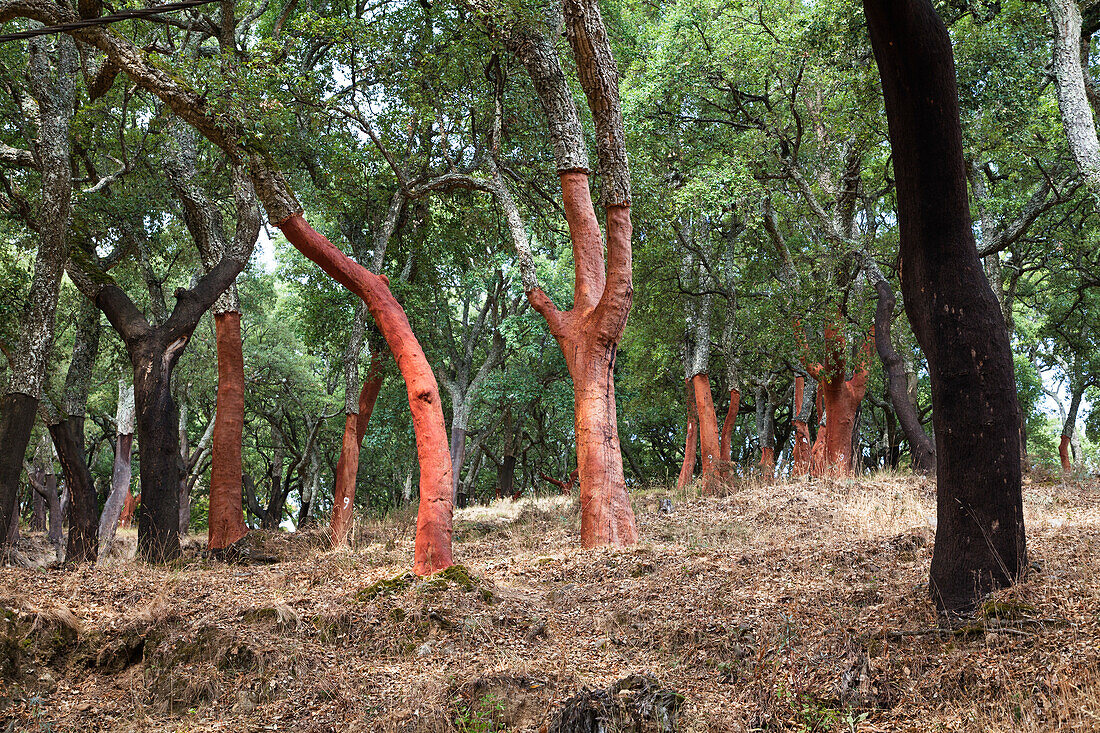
[[357, 572, 418, 601]]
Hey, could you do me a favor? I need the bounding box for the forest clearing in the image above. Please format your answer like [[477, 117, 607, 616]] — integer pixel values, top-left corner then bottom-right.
[[3, 474, 1100, 732]]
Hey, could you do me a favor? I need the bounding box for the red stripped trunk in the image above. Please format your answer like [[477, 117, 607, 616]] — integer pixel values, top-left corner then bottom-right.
[[331, 355, 385, 546], [120, 492, 140, 528], [277, 214, 453, 575], [1059, 435, 1072, 476], [792, 377, 812, 476], [720, 389, 741, 466], [677, 377, 698, 491], [330, 415, 360, 545], [808, 327, 871, 477], [759, 446, 775, 473], [692, 373, 721, 492], [208, 312, 249, 551], [356, 356, 385, 445]]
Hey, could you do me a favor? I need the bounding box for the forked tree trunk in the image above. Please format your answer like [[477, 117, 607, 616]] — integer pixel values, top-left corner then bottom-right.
[[869, 275, 936, 474], [276, 215, 454, 574], [330, 351, 386, 535], [208, 311, 249, 551], [754, 384, 777, 477], [866, 0, 1027, 613]]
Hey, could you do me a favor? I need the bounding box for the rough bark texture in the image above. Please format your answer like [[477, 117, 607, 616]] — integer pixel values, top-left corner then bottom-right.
[[0, 37, 77, 544], [277, 215, 453, 574], [870, 278, 937, 474], [1048, 0, 1100, 197], [208, 312, 249, 551], [866, 0, 1027, 613]]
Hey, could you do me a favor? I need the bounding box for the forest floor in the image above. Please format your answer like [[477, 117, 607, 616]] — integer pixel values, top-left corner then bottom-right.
[[3, 471, 1100, 732]]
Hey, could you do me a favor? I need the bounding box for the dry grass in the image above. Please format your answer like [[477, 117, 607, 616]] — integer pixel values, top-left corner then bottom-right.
[[2, 474, 1100, 732]]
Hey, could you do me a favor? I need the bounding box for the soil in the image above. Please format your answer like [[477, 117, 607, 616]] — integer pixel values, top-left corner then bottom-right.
[[2, 473, 1098, 732]]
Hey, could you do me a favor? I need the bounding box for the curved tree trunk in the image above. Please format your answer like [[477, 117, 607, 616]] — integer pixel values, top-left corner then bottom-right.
[[208, 311, 249, 551], [277, 215, 454, 574], [866, 0, 1026, 613], [870, 277, 936, 474]]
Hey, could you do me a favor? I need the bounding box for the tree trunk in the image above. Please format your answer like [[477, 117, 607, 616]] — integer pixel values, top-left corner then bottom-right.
[[330, 413, 360, 545], [1048, 0, 1100, 197], [676, 378, 698, 491], [870, 278, 936, 473], [49, 416, 98, 563], [1059, 386, 1083, 476], [866, 0, 1026, 613], [43, 475, 61, 557], [692, 374, 720, 491], [792, 376, 813, 476], [177, 393, 191, 537], [571, 341, 637, 546], [809, 325, 870, 477], [99, 380, 134, 549], [30, 489, 46, 532], [276, 214, 454, 574], [0, 38, 77, 544], [133, 339, 185, 562], [208, 311, 249, 551], [120, 491, 139, 528], [720, 389, 741, 466]]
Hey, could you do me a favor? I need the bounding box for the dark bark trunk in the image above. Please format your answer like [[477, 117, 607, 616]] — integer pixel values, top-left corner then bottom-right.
[[49, 416, 98, 563], [449, 424, 467, 502], [31, 484, 46, 531], [133, 339, 184, 562], [0, 393, 37, 544], [871, 279, 936, 474], [866, 0, 1026, 613], [43, 474, 61, 552]]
